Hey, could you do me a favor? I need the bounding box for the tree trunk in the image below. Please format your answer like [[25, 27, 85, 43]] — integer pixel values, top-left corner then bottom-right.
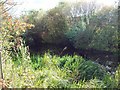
[[0, 41, 3, 79]]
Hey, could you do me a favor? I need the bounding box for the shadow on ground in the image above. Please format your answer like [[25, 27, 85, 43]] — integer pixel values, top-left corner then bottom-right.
[[29, 43, 119, 74]]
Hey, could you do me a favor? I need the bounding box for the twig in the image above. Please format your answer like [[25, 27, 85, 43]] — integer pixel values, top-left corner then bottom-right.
[[59, 46, 67, 56]]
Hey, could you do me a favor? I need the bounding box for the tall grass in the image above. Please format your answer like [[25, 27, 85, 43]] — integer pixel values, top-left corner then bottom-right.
[[2, 43, 120, 88]]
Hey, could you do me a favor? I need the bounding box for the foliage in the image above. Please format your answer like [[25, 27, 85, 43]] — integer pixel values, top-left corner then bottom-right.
[[21, 9, 45, 24], [22, 2, 118, 53], [0, 12, 34, 53], [88, 8, 118, 52], [65, 17, 94, 49], [40, 7, 68, 44], [0, 0, 119, 88], [3, 43, 33, 88], [115, 65, 120, 88], [3, 48, 119, 88], [23, 7, 69, 47], [65, 7, 118, 52], [58, 55, 107, 81], [0, 1, 34, 87], [3, 47, 70, 88]]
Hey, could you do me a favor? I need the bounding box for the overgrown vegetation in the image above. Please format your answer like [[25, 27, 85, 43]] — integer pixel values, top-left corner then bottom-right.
[[0, 0, 119, 88], [2, 46, 119, 88], [23, 1, 118, 52]]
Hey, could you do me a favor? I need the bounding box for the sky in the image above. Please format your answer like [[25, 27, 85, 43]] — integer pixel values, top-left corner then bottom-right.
[[10, 0, 118, 17]]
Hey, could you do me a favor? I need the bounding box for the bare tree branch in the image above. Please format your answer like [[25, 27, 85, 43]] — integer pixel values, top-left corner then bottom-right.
[[0, 0, 7, 6], [2, 3, 17, 14]]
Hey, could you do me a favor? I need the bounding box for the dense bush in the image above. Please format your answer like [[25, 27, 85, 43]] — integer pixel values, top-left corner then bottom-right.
[[41, 7, 69, 44], [65, 7, 118, 52], [65, 20, 94, 49], [22, 3, 118, 53], [24, 7, 69, 47], [0, 12, 34, 55], [88, 8, 118, 52]]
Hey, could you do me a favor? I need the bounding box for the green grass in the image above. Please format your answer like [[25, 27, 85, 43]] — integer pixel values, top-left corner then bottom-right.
[[2, 45, 120, 88]]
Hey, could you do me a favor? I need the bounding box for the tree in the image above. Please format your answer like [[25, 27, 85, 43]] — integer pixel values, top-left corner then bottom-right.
[[41, 7, 68, 44], [25, 6, 69, 46], [88, 6, 118, 52], [0, 0, 34, 88], [0, 0, 16, 83], [65, 2, 118, 52], [21, 9, 45, 24], [0, 0, 17, 87]]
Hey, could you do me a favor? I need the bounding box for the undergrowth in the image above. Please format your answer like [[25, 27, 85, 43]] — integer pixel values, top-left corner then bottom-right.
[[2, 44, 120, 88]]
